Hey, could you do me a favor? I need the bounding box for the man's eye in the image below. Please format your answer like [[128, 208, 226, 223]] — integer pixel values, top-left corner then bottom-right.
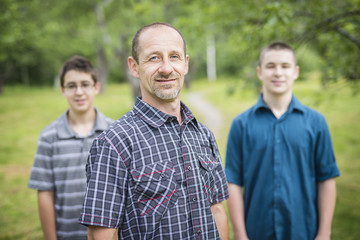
[[67, 85, 77, 89], [150, 56, 160, 61], [170, 55, 179, 59]]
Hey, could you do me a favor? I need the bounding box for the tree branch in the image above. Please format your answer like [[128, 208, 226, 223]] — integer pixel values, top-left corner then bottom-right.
[[333, 25, 360, 49]]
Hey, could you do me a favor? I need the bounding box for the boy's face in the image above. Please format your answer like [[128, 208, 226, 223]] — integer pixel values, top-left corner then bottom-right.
[[257, 49, 299, 97], [61, 70, 100, 114]]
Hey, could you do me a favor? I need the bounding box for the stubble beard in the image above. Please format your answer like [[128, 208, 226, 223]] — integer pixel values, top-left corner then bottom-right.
[[154, 84, 181, 100]]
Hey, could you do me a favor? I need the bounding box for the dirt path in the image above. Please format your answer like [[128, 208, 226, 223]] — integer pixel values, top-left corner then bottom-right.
[[186, 92, 224, 139]]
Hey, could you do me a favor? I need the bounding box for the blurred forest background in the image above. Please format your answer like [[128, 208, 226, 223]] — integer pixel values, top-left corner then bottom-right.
[[1, 0, 360, 239], [1, 0, 359, 94]]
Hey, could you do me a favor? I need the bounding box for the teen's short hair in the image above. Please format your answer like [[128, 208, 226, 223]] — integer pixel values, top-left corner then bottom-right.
[[59, 56, 97, 87]]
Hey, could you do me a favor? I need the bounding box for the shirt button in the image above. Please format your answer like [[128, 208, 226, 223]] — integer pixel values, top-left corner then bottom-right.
[[192, 197, 197, 202], [160, 173, 165, 178], [187, 165, 192, 171], [197, 229, 201, 234]]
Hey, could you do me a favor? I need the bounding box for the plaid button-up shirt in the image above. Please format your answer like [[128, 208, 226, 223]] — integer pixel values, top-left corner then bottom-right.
[[79, 97, 229, 239]]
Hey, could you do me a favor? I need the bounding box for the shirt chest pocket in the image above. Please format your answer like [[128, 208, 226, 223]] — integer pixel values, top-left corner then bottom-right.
[[198, 155, 219, 203], [130, 161, 178, 216]]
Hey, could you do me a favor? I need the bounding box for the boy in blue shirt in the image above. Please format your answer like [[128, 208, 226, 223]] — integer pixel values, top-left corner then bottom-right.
[[226, 42, 340, 240]]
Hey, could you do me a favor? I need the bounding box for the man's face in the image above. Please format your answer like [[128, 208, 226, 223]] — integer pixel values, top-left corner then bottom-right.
[[128, 26, 189, 105], [257, 49, 299, 97], [61, 70, 100, 114]]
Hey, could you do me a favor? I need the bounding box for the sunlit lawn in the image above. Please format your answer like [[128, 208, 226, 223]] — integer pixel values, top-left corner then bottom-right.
[[0, 76, 359, 239]]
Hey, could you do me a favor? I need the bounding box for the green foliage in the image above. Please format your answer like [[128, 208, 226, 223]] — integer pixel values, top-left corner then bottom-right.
[[1, 0, 359, 92]]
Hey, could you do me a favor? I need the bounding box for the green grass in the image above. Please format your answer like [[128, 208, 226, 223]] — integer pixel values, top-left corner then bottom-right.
[[1, 78, 359, 239]]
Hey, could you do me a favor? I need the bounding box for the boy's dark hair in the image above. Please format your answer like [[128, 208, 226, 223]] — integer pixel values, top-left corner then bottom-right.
[[131, 22, 186, 64], [258, 42, 297, 67], [59, 56, 97, 87]]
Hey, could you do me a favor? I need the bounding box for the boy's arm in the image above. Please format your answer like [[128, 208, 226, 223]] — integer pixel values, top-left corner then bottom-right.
[[315, 178, 337, 240], [227, 183, 249, 240], [88, 226, 118, 240], [38, 190, 57, 240], [211, 202, 229, 240]]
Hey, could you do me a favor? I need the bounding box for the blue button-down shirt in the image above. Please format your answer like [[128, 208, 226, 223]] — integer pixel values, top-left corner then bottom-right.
[[79, 97, 229, 239], [225, 94, 340, 240]]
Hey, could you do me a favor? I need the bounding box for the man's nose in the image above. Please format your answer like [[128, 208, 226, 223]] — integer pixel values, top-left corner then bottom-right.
[[158, 58, 173, 75]]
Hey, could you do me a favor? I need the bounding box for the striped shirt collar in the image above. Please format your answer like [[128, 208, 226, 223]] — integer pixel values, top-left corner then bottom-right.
[[57, 108, 110, 139]]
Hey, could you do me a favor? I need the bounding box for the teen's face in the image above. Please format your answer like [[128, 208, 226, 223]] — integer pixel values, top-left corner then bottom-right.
[[128, 26, 189, 105], [257, 49, 299, 97], [61, 70, 100, 114]]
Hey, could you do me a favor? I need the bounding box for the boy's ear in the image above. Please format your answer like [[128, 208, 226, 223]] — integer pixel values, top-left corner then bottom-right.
[[128, 57, 140, 79], [94, 81, 101, 94]]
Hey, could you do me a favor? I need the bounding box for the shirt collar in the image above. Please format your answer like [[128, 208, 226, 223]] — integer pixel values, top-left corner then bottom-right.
[[254, 93, 305, 114], [133, 97, 198, 128], [57, 108, 109, 139]]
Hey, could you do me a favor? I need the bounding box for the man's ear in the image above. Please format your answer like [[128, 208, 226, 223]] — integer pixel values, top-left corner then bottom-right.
[[128, 56, 140, 79], [184, 55, 189, 75]]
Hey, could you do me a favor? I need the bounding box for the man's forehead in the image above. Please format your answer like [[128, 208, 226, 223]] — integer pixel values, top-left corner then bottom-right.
[[138, 26, 184, 52]]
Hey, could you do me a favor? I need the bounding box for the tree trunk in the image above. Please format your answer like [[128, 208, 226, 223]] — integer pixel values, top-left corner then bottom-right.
[[116, 34, 141, 101], [95, 0, 113, 93]]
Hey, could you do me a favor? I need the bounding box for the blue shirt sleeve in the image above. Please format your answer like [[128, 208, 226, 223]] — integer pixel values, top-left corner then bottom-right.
[[314, 115, 340, 181], [225, 117, 244, 186]]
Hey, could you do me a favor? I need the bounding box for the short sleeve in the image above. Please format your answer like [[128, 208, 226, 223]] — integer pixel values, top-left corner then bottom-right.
[[225, 117, 244, 186], [79, 137, 129, 228], [28, 134, 54, 191], [314, 116, 340, 181]]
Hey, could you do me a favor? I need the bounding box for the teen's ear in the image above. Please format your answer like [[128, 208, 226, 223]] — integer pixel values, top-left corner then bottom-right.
[[294, 66, 300, 81], [256, 66, 263, 82], [128, 56, 140, 79], [94, 81, 101, 94]]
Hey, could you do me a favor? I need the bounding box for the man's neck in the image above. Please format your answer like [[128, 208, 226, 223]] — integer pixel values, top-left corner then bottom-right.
[[143, 96, 182, 125], [67, 108, 97, 137], [262, 91, 292, 119]]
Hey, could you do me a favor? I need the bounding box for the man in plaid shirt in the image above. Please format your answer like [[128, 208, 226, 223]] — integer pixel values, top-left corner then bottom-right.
[[79, 23, 229, 239]]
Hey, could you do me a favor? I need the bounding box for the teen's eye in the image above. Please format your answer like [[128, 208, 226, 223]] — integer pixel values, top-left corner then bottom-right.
[[66, 84, 77, 89], [81, 83, 91, 89], [265, 64, 275, 69], [282, 63, 291, 68]]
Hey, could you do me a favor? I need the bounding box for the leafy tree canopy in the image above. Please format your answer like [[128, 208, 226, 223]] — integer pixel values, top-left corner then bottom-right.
[[1, 0, 359, 94]]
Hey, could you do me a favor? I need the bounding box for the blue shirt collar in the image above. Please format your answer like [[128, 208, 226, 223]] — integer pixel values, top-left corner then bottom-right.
[[133, 97, 198, 128], [254, 93, 305, 114]]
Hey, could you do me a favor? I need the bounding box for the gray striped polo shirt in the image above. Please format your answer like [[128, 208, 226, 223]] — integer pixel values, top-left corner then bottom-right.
[[28, 109, 113, 239]]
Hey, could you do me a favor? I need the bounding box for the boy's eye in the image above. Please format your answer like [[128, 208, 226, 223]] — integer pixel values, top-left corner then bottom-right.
[[67, 84, 77, 89], [82, 83, 91, 88], [282, 64, 291, 68]]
